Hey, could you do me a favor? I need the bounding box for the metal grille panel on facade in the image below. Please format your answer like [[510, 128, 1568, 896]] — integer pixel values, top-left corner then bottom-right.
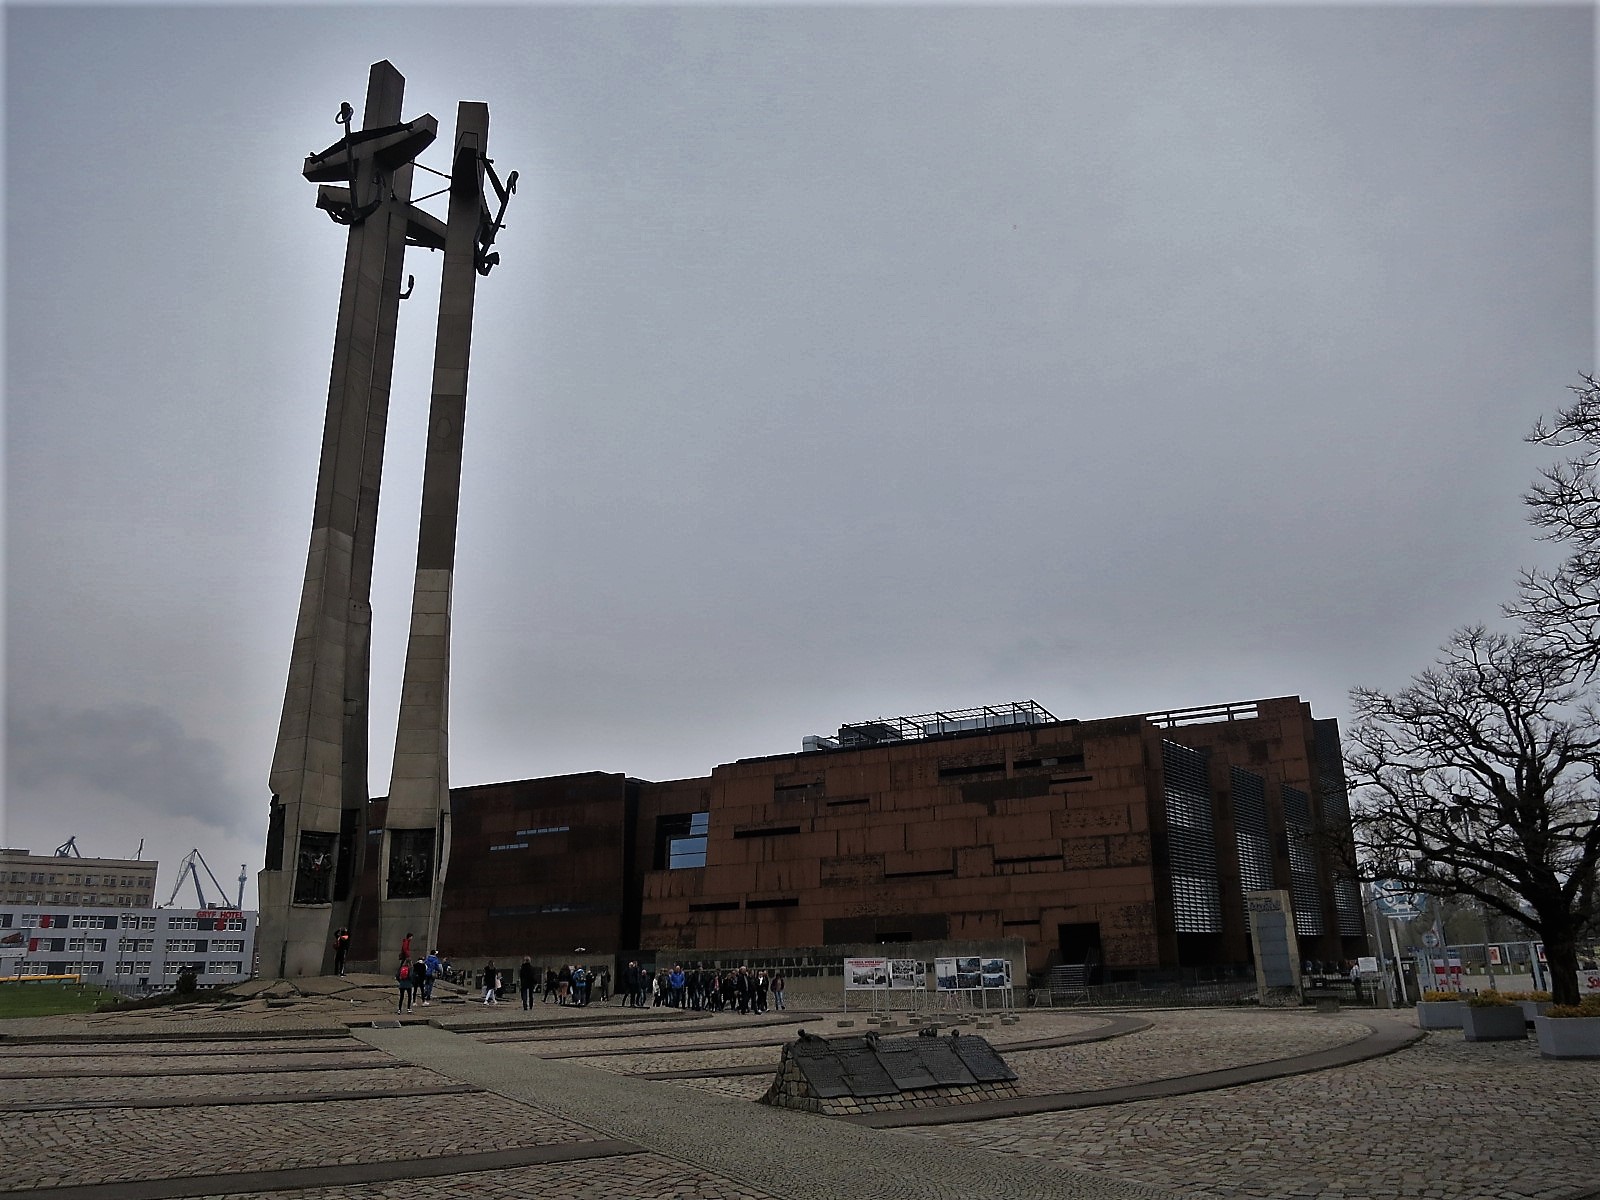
[[1313, 722, 1364, 938], [1282, 785, 1324, 937], [1162, 741, 1222, 934], [1230, 766, 1274, 893]]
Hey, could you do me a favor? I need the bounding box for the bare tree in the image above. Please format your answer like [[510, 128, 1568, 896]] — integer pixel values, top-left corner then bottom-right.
[[1347, 627, 1600, 1005], [1512, 374, 1600, 678]]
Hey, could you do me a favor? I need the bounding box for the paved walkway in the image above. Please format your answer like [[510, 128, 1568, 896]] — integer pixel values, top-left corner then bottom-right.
[[0, 986, 1594, 1200]]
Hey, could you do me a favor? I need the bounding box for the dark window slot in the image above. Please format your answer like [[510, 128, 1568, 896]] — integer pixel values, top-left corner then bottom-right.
[[688, 901, 741, 912], [732, 825, 803, 839], [937, 762, 1006, 779], [746, 896, 800, 909]]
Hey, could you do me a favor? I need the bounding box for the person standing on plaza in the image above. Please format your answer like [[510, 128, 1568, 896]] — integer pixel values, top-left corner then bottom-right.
[[557, 962, 572, 1005], [518, 956, 538, 1010], [409, 951, 428, 1005], [396, 957, 414, 1013], [400, 930, 413, 964], [771, 971, 786, 1011], [423, 949, 441, 1005], [481, 961, 498, 1005]]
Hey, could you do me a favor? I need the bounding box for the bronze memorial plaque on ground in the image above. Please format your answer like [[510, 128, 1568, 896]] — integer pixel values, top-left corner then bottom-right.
[[874, 1039, 941, 1090], [793, 1038, 853, 1098], [909, 1037, 979, 1087], [837, 1042, 898, 1097], [950, 1034, 1019, 1082]]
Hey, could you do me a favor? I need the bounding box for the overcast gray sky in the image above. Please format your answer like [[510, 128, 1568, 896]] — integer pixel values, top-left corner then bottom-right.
[[4, 4, 1593, 910]]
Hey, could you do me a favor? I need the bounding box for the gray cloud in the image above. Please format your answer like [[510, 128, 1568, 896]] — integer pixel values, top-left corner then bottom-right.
[[6, 704, 241, 835]]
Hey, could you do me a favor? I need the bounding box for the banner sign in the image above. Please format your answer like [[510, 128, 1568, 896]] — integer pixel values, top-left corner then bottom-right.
[[933, 956, 1010, 991], [844, 957, 889, 990], [1372, 881, 1428, 920], [845, 958, 925, 990]]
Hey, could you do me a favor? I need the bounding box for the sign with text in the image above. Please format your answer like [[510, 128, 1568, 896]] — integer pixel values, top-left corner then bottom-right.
[[1372, 881, 1428, 920], [1246, 888, 1301, 993]]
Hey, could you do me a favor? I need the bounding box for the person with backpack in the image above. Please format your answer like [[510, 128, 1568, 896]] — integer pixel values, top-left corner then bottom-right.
[[572, 963, 588, 1006], [396, 957, 414, 1013], [422, 950, 441, 1005]]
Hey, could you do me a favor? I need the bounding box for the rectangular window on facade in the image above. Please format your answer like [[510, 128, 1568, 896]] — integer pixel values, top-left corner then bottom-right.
[[655, 812, 709, 870]]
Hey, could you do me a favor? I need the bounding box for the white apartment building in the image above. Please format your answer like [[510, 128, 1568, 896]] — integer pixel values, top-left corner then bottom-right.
[[0, 904, 257, 990]]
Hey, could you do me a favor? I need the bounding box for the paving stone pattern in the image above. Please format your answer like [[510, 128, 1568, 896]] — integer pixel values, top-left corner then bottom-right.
[[7, 1092, 600, 1192], [904, 1015, 1600, 1200], [192, 1154, 784, 1200], [2, 995, 1590, 1200], [2, 1065, 425, 1107]]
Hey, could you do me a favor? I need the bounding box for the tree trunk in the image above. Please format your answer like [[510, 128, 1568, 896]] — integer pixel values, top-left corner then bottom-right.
[[1541, 926, 1583, 1007]]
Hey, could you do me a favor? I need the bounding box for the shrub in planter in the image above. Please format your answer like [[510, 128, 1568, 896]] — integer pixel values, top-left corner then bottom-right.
[[1503, 990, 1553, 1024], [1462, 990, 1527, 1041], [1534, 998, 1600, 1059], [1416, 991, 1466, 1029]]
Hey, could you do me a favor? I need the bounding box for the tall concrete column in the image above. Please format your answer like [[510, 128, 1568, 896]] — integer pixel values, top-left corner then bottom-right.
[[378, 103, 492, 963], [259, 62, 436, 978]]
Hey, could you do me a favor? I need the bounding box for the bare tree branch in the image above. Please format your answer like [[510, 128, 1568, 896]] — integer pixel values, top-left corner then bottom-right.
[[1347, 627, 1600, 1004]]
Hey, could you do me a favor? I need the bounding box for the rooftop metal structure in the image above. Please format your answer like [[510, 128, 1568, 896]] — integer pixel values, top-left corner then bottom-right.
[[806, 700, 1059, 751]]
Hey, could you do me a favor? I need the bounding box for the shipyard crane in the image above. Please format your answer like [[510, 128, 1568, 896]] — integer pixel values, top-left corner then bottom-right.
[[165, 849, 240, 909]]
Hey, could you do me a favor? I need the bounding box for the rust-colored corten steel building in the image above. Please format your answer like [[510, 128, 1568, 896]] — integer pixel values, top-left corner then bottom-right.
[[355, 696, 1365, 979]]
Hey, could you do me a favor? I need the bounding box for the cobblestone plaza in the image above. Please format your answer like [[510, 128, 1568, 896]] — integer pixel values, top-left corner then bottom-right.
[[1, 981, 1593, 1200]]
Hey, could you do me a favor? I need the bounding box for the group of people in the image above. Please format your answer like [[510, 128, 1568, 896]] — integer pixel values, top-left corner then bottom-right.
[[481, 960, 613, 1008], [362, 933, 790, 1017], [394, 933, 443, 1013], [618, 961, 785, 1013]]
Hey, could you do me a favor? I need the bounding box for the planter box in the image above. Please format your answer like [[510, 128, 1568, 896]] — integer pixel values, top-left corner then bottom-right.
[[1517, 1000, 1551, 1026], [1462, 1004, 1527, 1041], [1534, 1015, 1600, 1059], [1416, 1000, 1465, 1030]]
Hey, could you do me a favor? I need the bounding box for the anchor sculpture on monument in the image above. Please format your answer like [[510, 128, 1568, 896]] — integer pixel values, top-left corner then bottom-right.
[[257, 62, 514, 977]]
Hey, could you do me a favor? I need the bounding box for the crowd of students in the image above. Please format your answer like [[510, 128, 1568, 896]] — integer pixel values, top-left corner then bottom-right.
[[618, 961, 786, 1013], [382, 938, 790, 1017]]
